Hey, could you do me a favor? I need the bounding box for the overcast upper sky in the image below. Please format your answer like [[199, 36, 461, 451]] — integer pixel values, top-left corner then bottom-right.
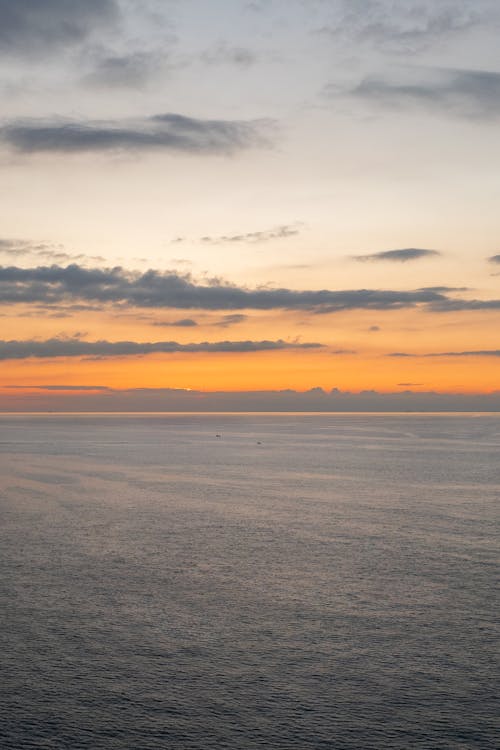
[[1, 0, 499, 409]]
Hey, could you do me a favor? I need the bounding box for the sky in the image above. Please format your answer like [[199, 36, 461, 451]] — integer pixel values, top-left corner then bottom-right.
[[1, 0, 500, 411]]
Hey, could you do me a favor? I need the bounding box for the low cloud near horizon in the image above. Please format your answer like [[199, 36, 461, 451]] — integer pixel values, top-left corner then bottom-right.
[[2, 384, 499, 413]]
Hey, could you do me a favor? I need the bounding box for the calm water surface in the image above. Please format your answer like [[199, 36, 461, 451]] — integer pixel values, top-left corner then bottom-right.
[[0, 413, 499, 749]]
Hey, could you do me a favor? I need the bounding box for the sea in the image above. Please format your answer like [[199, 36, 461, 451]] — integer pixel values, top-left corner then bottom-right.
[[0, 413, 498, 749]]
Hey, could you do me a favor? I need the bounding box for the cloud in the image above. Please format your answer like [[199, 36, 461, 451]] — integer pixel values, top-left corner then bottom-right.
[[201, 42, 257, 67], [6, 384, 112, 391], [172, 225, 300, 245], [0, 238, 62, 258], [16, 308, 73, 319], [0, 238, 104, 264], [153, 314, 247, 329], [199, 224, 301, 244], [0, 113, 273, 156], [213, 314, 248, 328], [389, 349, 500, 358], [318, 0, 489, 54], [488, 254, 500, 264], [82, 51, 165, 89], [428, 298, 500, 312], [152, 318, 198, 328], [0, 0, 118, 57], [353, 248, 440, 262], [344, 67, 500, 119], [0, 263, 473, 313], [3, 384, 500, 413], [0, 336, 323, 361]]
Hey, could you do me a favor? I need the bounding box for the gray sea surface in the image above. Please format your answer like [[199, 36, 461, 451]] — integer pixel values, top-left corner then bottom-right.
[[0, 413, 499, 749]]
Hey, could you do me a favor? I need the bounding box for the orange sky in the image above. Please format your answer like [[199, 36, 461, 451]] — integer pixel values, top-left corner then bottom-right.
[[2, 304, 500, 401]]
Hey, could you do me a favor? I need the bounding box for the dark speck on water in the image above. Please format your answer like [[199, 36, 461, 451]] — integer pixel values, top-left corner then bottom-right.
[[0, 413, 498, 749]]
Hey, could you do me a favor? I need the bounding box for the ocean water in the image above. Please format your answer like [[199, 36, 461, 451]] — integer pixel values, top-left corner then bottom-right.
[[0, 413, 498, 749]]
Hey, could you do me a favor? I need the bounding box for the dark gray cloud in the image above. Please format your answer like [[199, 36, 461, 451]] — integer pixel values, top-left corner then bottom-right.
[[428, 298, 500, 312], [345, 68, 500, 119], [0, 0, 118, 56], [153, 314, 247, 329], [0, 336, 322, 361], [152, 318, 198, 328], [0, 263, 473, 313], [0, 113, 273, 156], [488, 254, 500, 264], [354, 248, 440, 263], [424, 286, 469, 293]]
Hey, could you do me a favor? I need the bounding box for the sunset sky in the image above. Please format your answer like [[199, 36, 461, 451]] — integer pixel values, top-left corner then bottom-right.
[[1, 0, 500, 410]]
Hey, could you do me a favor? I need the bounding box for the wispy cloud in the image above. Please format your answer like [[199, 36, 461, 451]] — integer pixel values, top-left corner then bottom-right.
[[488, 254, 500, 264], [213, 314, 248, 328], [0, 238, 104, 263], [173, 224, 301, 245], [342, 67, 500, 119], [321, 0, 490, 54], [353, 248, 440, 262], [389, 349, 500, 358], [0, 238, 58, 258], [82, 51, 166, 89], [0, 336, 323, 361], [0, 113, 274, 156], [201, 42, 257, 68], [317, 0, 490, 54]]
